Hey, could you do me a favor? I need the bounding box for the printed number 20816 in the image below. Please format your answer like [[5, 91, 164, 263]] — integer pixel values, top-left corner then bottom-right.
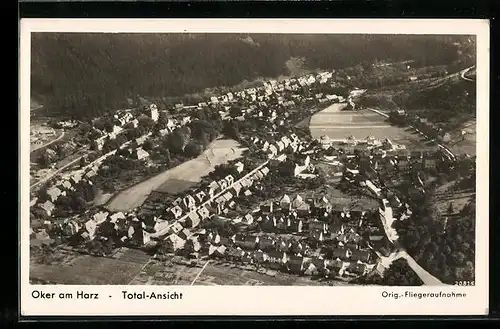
[[455, 281, 475, 286]]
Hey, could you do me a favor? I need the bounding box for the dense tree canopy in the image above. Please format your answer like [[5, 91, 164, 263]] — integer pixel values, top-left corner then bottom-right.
[[31, 33, 469, 119]]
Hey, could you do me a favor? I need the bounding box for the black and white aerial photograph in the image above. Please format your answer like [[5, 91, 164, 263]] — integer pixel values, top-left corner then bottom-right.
[[27, 31, 477, 287]]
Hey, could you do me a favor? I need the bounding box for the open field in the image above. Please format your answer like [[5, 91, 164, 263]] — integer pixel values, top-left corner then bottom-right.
[[155, 178, 197, 194], [30, 247, 149, 285], [106, 139, 246, 212], [310, 107, 427, 147], [446, 119, 476, 156], [129, 257, 352, 286]]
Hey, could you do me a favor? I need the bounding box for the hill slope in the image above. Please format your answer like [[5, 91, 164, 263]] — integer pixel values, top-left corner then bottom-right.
[[31, 33, 472, 119]]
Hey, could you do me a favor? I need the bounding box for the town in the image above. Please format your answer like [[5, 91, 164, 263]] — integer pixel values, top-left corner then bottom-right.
[[30, 51, 476, 287]]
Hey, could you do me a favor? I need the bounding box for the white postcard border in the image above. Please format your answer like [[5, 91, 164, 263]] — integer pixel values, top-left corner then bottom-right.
[[20, 18, 490, 316]]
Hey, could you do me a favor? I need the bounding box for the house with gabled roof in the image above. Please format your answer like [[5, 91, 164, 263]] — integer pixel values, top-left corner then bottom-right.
[[276, 141, 285, 152], [62, 180, 72, 190], [208, 181, 220, 197], [243, 214, 254, 225], [281, 136, 292, 147], [168, 222, 184, 235], [215, 195, 226, 205], [260, 166, 270, 176], [218, 179, 229, 190], [239, 177, 253, 189], [93, 211, 109, 224], [277, 239, 291, 252], [109, 212, 126, 223], [291, 194, 304, 208], [172, 197, 183, 206], [182, 195, 197, 210], [228, 200, 237, 209], [71, 172, 83, 184], [197, 206, 210, 220], [279, 194, 292, 210], [222, 191, 233, 202], [231, 181, 242, 197], [130, 147, 150, 160], [195, 191, 207, 204], [170, 205, 184, 219], [214, 245, 227, 257], [253, 170, 264, 181], [85, 219, 98, 240], [262, 141, 270, 152], [186, 212, 201, 228], [267, 144, 278, 157], [313, 196, 332, 215], [163, 233, 186, 252], [224, 174, 235, 186]]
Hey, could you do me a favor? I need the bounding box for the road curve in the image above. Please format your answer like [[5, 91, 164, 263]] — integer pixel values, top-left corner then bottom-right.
[[374, 249, 444, 285], [460, 66, 476, 82]]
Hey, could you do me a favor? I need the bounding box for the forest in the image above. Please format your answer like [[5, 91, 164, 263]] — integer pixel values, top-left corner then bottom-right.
[[393, 187, 475, 285], [31, 33, 470, 119]]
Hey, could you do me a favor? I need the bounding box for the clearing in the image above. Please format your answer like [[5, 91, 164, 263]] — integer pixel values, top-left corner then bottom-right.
[[106, 139, 246, 212]]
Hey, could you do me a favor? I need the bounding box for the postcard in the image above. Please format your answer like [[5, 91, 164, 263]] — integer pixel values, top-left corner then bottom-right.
[[20, 18, 489, 316]]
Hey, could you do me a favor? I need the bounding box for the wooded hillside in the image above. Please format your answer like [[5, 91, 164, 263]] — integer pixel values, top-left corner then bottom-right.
[[31, 33, 472, 119]]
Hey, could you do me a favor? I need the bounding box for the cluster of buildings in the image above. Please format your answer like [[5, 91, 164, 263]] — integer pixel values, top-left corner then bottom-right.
[[31, 103, 198, 219], [156, 191, 382, 279], [31, 67, 376, 278], [171, 69, 346, 126]]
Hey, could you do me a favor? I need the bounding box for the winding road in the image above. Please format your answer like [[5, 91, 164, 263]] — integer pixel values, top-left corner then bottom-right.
[[460, 66, 476, 82], [374, 247, 443, 285]]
